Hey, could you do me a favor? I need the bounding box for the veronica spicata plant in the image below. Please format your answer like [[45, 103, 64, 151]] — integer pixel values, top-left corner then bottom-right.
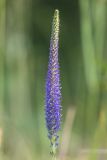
[[45, 9, 62, 156]]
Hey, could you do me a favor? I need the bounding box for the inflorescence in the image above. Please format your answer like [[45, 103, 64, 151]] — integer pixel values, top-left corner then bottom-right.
[[45, 9, 62, 156]]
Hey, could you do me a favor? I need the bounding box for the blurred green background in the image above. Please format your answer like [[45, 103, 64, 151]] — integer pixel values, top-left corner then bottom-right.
[[0, 0, 107, 159]]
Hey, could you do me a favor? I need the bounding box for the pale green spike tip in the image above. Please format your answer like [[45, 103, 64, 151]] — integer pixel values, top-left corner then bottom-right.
[[52, 9, 59, 35], [51, 9, 59, 44], [54, 9, 59, 19], [54, 9, 59, 14]]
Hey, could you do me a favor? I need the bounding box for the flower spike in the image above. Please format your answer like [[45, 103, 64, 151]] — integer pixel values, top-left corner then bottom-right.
[[45, 9, 62, 156]]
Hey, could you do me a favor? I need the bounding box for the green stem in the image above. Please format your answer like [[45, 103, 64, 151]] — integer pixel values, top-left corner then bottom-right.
[[52, 156, 57, 160]]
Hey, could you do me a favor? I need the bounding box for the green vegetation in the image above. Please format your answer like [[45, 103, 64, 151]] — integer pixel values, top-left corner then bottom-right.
[[0, 0, 107, 159]]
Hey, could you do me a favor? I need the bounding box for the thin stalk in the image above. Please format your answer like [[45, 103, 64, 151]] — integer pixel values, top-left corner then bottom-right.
[[52, 156, 57, 160], [79, 0, 100, 135]]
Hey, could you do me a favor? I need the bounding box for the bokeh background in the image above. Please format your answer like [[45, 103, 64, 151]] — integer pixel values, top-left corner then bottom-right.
[[0, 0, 107, 159]]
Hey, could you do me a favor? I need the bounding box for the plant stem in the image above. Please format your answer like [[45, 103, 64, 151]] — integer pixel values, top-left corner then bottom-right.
[[52, 156, 57, 160]]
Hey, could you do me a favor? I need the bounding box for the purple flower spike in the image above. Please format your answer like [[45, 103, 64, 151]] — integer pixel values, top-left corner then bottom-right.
[[45, 9, 61, 155]]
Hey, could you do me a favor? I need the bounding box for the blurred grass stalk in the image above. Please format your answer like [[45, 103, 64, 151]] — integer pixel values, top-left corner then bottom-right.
[[4, 0, 37, 158], [5, 0, 31, 127], [88, 110, 107, 160], [0, 1, 5, 158], [79, 0, 107, 136], [59, 108, 76, 160], [0, 0, 5, 125], [92, 0, 107, 60]]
